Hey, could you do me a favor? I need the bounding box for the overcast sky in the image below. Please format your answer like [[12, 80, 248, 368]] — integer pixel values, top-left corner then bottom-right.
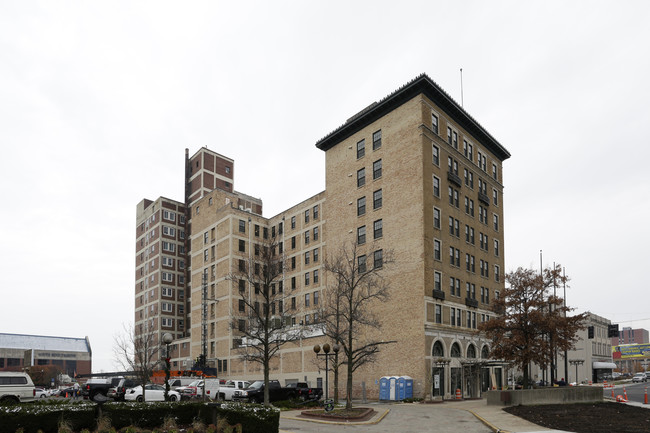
[[1, 1, 649, 373]]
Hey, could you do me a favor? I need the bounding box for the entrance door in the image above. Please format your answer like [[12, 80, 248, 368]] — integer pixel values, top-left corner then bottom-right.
[[432, 367, 445, 398]]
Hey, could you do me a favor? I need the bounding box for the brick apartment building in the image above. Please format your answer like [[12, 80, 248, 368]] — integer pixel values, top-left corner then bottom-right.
[[135, 74, 511, 399]]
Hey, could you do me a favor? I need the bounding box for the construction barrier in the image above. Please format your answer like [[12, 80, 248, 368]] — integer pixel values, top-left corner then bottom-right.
[[616, 395, 628, 403], [645, 386, 648, 405], [455, 388, 461, 400]]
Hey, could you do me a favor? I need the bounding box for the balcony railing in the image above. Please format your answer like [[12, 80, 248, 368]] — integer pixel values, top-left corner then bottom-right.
[[465, 297, 479, 308], [447, 171, 462, 187]]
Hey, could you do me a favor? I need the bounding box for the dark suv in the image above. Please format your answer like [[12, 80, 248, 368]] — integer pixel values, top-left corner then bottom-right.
[[111, 378, 138, 401]]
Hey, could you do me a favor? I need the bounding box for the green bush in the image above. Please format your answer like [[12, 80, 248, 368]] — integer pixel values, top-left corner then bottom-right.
[[0, 400, 279, 433]]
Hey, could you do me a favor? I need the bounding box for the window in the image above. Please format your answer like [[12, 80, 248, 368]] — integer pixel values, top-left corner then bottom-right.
[[239, 299, 245, 312], [313, 205, 319, 219], [305, 293, 310, 307], [453, 131, 458, 149], [434, 271, 441, 291], [494, 239, 500, 257], [357, 197, 366, 216], [357, 226, 366, 245], [238, 239, 245, 252], [464, 169, 474, 188], [357, 139, 365, 159], [162, 272, 173, 282], [304, 251, 310, 265], [434, 239, 441, 261], [291, 297, 296, 309], [304, 231, 310, 244], [433, 176, 440, 197], [492, 163, 498, 180], [313, 248, 319, 262], [162, 302, 173, 312], [304, 272, 310, 286], [254, 224, 260, 237], [373, 219, 383, 239], [162, 242, 175, 252], [432, 144, 439, 166], [357, 168, 366, 187], [493, 189, 498, 206], [435, 304, 442, 324], [314, 291, 319, 305], [451, 307, 456, 326], [373, 249, 383, 269], [291, 256, 296, 269], [447, 126, 452, 145], [239, 259, 246, 272], [493, 214, 499, 231], [358, 255, 367, 273], [291, 276, 296, 290], [373, 189, 382, 209], [373, 159, 382, 179], [448, 187, 459, 207], [305, 209, 310, 223], [163, 210, 176, 221], [291, 236, 296, 249], [433, 207, 441, 229], [163, 226, 176, 237], [239, 220, 246, 233], [494, 265, 500, 282], [238, 319, 245, 332], [162, 318, 174, 328], [313, 269, 319, 284], [373, 130, 382, 150], [291, 216, 296, 229], [432, 113, 439, 134], [313, 226, 319, 241], [204, 249, 209, 261], [448, 157, 458, 175], [449, 217, 459, 237]]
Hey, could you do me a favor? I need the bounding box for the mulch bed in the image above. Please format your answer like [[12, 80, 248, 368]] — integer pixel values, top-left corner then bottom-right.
[[505, 402, 650, 433], [300, 407, 376, 422]]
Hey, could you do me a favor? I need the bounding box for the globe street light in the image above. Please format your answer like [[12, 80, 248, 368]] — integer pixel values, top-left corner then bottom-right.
[[313, 343, 340, 403], [162, 333, 173, 401]]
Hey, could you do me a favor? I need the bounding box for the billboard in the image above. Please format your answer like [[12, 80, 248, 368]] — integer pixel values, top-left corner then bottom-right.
[[612, 343, 650, 359]]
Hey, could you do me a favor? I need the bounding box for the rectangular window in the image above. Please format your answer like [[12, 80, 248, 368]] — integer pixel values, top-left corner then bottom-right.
[[357, 139, 365, 159], [313, 248, 319, 262], [494, 239, 499, 257], [373, 249, 383, 268], [291, 276, 296, 290], [291, 216, 296, 229], [314, 291, 319, 305], [495, 265, 500, 282], [493, 214, 499, 231], [373, 159, 382, 180], [358, 255, 367, 273], [434, 239, 441, 261], [239, 239, 245, 252], [451, 307, 456, 326], [357, 197, 366, 216], [453, 131, 458, 149], [373, 189, 382, 209], [313, 226, 319, 241], [313, 205, 319, 219], [291, 256, 296, 269], [291, 297, 296, 309], [492, 163, 498, 180], [239, 259, 246, 272], [239, 299, 245, 312], [373, 219, 383, 239], [433, 176, 440, 197], [305, 293, 310, 307], [493, 189, 498, 206], [434, 271, 441, 291], [305, 231, 310, 244], [432, 144, 439, 166], [254, 224, 260, 237], [447, 126, 452, 145], [305, 272, 310, 286], [239, 220, 246, 233], [304, 251, 310, 265], [357, 168, 365, 187], [373, 130, 382, 150], [313, 269, 319, 284], [291, 236, 296, 249], [435, 304, 442, 324], [305, 209, 310, 223], [433, 207, 440, 229], [432, 113, 439, 134], [357, 226, 366, 245]]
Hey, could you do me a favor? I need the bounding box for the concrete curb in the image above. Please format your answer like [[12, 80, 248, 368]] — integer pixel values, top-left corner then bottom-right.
[[465, 408, 510, 433], [281, 408, 390, 426]]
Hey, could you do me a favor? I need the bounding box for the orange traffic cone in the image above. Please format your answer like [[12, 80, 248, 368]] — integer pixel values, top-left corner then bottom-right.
[[644, 386, 648, 405], [624, 387, 628, 400], [611, 387, 614, 398]]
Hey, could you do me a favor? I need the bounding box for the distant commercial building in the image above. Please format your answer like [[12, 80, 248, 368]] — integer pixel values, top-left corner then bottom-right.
[[611, 327, 649, 373], [0, 333, 91, 376], [135, 74, 511, 399]]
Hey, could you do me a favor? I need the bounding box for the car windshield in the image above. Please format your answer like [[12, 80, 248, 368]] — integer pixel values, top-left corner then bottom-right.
[[248, 381, 264, 390], [188, 380, 202, 387]]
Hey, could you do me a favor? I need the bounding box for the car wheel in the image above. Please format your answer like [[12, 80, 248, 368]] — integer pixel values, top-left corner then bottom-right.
[[218, 392, 225, 400], [136, 395, 144, 402], [169, 395, 177, 401]]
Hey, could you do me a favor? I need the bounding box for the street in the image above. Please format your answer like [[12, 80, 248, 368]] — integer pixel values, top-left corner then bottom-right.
[[605, 382, 649, 404], [279, 402, 492, 433]]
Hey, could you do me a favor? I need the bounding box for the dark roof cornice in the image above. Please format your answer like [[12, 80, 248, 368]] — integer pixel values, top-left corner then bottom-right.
[[315, 73, 511, 161]]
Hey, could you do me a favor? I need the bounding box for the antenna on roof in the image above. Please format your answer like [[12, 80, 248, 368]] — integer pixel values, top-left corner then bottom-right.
[[460, 68, 464, 108]]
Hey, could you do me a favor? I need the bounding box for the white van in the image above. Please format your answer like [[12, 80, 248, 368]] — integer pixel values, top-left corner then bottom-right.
[[0, 372, 36, 403]]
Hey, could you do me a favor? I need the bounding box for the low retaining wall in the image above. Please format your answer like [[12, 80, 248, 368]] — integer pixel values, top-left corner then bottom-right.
[[486, 387, 603, 406]]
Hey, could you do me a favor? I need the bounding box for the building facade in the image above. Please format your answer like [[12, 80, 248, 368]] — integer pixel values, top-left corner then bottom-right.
[[136, 74, 511, 399], [0, 333, 91, 376]]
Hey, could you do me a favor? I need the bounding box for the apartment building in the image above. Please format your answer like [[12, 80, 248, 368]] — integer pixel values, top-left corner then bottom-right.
[[136, 74, 511, 399]]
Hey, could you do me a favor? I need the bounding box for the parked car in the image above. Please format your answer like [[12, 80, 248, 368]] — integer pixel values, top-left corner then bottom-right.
[[124, 384, 181, 402], [645, 372, 650, 381], [632, 373, 647, 383], [285, 382, 323, 401], [110, 378, 138, 401], [216, 380, 251, 401], [233, 380, 297, 404], [0, 372, 36, 403], [34, 387, 48, 398]]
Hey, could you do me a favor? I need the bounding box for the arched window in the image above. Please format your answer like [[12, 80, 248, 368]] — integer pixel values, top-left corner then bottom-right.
[[481, 345, 490, 359], [432, 341, 444, 357], [467, 344, 476, 358], [450, 342, 461, 358]]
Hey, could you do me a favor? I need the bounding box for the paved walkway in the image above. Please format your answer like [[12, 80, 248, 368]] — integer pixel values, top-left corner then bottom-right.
[[279, 399, 572, 433]]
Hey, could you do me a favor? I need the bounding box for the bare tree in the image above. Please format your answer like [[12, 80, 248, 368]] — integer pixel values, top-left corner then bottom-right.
[[227, 235, 302, 406], [113, 322, 162, 401], [321, 242, 396, 410], [478, 265, 586, 388]]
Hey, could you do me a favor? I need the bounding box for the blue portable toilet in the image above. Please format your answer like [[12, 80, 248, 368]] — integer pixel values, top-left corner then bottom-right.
[[379, 376, 397, 400], [397, 376, 413, 400]]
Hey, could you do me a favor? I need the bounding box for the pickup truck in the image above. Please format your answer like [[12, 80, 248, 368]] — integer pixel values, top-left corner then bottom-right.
[[285, 382, 323, 401], [82, 377, 122, 399], [232, 380, 297, 404], [216, 380, 250, 401]]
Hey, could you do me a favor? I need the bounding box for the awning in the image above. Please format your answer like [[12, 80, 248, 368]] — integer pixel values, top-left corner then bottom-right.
[[592, 362, 617, 369]]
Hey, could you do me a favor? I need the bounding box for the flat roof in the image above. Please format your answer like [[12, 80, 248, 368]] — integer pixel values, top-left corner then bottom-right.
[[0, 333, 91, 354]]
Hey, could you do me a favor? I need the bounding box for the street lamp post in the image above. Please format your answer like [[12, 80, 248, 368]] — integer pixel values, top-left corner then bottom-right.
[[162, 333, 173, 401], [569, 359, 584, 385], [313, 343, 340, 402]]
